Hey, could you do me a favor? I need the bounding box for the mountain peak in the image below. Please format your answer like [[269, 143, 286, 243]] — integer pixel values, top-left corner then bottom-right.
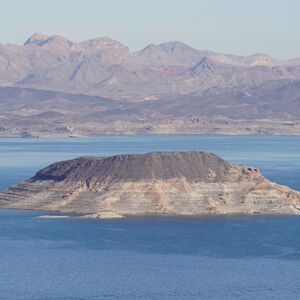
[[140, 43, 158, 53], [24, 33, 50, 46], [140, 41, 195, 54], [159, 41, 197, 52], [243, 53, 276, 66], [138, 42, 213, 66], [80, 37, 129, 52], [24, 33, 74, 49]]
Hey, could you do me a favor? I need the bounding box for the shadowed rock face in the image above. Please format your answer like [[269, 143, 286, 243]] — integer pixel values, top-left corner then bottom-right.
[[0, 152, 300, 218]]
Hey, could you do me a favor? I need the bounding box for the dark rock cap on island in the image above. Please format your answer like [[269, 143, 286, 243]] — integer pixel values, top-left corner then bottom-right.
[[34, 151, 231, 182]]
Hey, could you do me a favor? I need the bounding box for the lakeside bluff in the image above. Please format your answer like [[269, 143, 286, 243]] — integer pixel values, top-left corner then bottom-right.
[[0, 151, 300, 218]]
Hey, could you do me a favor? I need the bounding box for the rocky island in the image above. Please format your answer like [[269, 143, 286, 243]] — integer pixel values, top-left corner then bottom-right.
[[0, 151, 299, 218]]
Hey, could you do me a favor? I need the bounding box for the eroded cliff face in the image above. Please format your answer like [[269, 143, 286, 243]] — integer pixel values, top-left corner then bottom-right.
[[0, 152, 299, 218]]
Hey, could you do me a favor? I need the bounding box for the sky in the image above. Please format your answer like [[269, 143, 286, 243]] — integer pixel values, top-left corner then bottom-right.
[[0, 0, 299, 59]]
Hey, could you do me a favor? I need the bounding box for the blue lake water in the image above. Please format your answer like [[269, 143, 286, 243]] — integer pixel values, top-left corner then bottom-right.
[[0, 135, 300, 299]]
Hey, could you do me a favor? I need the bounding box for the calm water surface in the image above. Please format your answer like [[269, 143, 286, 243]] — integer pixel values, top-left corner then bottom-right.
[[0, 135, 300, 299]]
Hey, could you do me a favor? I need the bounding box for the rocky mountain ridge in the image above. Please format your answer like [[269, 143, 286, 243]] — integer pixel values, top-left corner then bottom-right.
[[1, 80, 300, 137], [0, 33, 300, 136], [1, 33, 300, 99]]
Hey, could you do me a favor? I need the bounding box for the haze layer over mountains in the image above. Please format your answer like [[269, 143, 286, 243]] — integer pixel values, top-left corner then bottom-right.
[[0, 33, 300, 136]]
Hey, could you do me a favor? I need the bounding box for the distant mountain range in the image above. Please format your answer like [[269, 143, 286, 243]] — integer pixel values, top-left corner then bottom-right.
[[1, 33, 300, 99], [0, 33, 299, 136]]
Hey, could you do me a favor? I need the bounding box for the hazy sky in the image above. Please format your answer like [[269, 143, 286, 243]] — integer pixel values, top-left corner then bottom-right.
[[0, 0, 299, 59]]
